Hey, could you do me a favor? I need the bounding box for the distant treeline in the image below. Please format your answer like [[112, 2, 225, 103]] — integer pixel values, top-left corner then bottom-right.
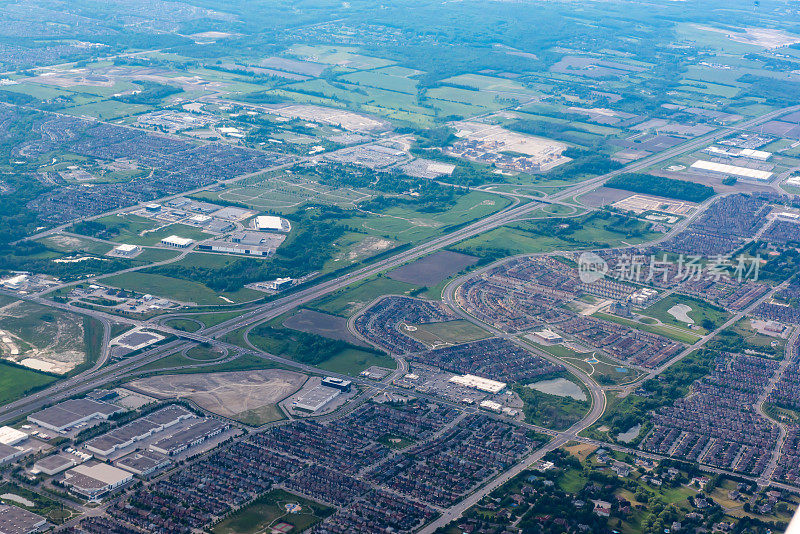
[[605, 173, 715, 202]]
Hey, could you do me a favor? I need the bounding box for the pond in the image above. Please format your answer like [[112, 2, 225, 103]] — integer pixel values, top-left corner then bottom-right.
[[527, 377, 587, 401]]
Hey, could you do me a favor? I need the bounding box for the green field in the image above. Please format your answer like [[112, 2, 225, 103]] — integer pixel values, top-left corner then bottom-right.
[[515, 375, 591, 431], [309, 276, 419, 317], [0, 362, 58, 407], [316, 347, 396, 376], [102, 271, 263, 305], [212, 489, 333, 534]]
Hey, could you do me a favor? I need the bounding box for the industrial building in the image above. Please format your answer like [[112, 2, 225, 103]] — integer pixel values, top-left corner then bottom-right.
[[160, 235, 194, 248], [254, 215, 290, 232], [0, 426, 27, 446], [690, 160, 773, 181], [33, 454, 79, 476], [114, 450, 170, 476], [0, 443, 27, 465], [112, 244, 140, 257], [27, 398, 123, 433], [84, 405, 195, 457], [703, 146, 771, 161], [0, 504, 46, 534], [63, 463, 134, 500], [449, 374, 507, 394], [149, 419, 228, 456], [293, 385, 342, 413]]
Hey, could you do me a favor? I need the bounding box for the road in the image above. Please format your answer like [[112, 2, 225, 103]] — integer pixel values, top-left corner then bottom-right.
[[3, 101, 800, 530]]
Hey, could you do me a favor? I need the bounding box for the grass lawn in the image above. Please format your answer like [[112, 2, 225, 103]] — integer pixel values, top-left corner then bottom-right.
[[0, 362, 58, 407], [212, 489, 333, 534], [593, 311, 701, 344], [641, 294, 730, 334], [234, 404, 285, 426], [406, 320, 490, 348], [309, 276, 419, 317], [185, 344, 225, 361], [316, 348, 396, 376], [103, 271, 262, 305], [526, 340, 642, 386], [163, 318, 203, 332]]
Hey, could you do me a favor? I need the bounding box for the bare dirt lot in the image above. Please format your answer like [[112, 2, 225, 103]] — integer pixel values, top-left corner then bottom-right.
[[127, 369, 307, 423], [283, 309, 368, 346], [387, 250, 479, 286]]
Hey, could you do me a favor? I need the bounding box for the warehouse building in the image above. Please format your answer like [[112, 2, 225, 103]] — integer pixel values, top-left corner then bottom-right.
[[63, 463, 134, 501], [160, 235, 194, 248], [690, 160, 773, 181], [293, 385, 342, 413], [149, 419, 228, 456], [114, 450, 170, 476], [0, 443, 27, 465], [0, 504, 46, 534], [0, 426, 27, 446], [32, 454, 79, 476], [111, 244, 140, 257], [28, 399, 123, 433], [254, 215, 291, 232]]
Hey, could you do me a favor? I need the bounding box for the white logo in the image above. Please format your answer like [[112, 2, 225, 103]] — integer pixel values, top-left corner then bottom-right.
[[578, 252, 608, 283]]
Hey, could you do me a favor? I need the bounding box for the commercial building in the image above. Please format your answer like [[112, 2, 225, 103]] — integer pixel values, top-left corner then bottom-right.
[[531, 329, 563, 344], [27, 399, 123, 433], [0, 504, 46, 534], [449, 374, 507, 394], [0, 426, 27, 446], [254, 215, 290, 232], [160, 235, 194, 248], [63, 463, 134, 500], [479, 400, 503, 413], [293, 385, 342, 413], [197, 241, 272, 257], [321, 377, 352, 391], [690, 160, 773, 181]]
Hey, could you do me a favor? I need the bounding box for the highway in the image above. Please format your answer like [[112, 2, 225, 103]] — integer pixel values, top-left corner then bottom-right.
[[2, 102, 800, 531]]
